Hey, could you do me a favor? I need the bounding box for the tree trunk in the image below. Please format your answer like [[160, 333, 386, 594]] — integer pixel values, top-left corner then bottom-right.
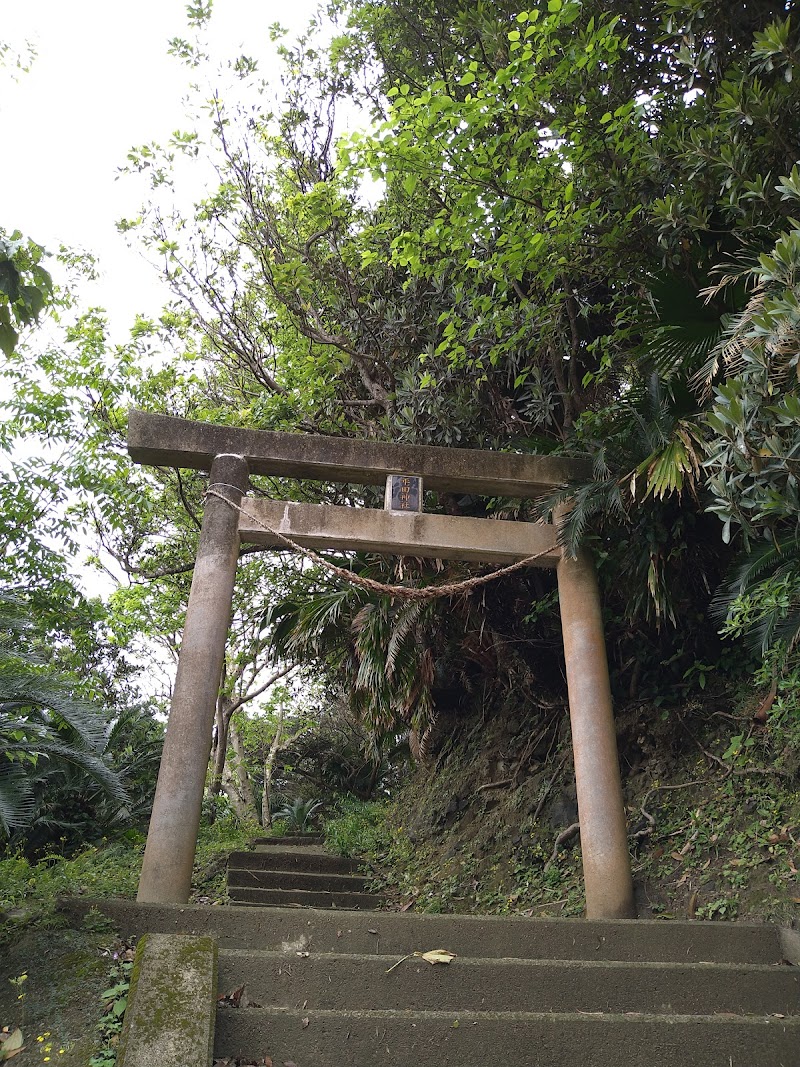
[[209, 696, 230, 797], [261, 704, 287, 829], [206, 663, 296, 806], [217, 716, 259, 822], [229, 717, 257, 811], [220, 763, 256, 822]]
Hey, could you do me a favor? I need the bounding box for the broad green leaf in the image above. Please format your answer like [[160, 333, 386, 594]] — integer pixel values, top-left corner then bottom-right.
[[0, 260, 20, 302], [0, 321, 19, 357]]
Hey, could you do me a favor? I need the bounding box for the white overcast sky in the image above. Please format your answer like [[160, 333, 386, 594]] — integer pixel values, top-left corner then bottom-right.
[[1, 0, 322, 333]]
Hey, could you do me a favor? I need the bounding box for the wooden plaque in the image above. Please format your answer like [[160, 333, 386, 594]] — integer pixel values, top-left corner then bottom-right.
[[385, 474, 423, 512]]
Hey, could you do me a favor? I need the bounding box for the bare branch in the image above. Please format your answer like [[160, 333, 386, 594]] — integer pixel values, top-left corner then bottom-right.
[[226, 662, 297, 717]]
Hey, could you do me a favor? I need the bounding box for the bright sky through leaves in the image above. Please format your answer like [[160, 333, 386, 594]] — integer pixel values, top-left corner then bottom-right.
[[1, 0, 319, 330]]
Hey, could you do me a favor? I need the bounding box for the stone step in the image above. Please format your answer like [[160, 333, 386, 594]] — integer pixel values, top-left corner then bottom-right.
[[226, 887, 385, 910], [62, 901, 789, 965], [252, 834, 323, 845], [214, 1005, 800, 1067], [227, 867, 371, 894], [229, 848, 361, 875], [216, 948, 800, 1017]]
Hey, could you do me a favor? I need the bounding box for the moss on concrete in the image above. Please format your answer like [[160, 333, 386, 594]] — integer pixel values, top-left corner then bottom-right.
[[118, 933, 217, 1067]]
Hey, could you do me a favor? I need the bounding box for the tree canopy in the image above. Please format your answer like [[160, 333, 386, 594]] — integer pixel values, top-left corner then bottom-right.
[[2, 0, 799, 828]]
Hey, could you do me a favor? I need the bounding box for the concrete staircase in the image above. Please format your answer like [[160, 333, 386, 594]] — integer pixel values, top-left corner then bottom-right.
[[74, 900, 800, 1067], [226, 834, 383, 910]]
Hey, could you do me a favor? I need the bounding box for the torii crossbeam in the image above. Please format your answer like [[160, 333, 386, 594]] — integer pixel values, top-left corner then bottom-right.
[[128, 410, 635, 920]]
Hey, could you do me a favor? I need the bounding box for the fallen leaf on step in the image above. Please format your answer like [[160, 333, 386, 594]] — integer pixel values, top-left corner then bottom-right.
[[386, 947, 457, 973], [0, 1028, 26, 1060], [218, 984, 249, 1008], [415, 948, 457, 965], [302, 1017, 309, 1029], [284, 1061, 298, 1067], [264, 1058, 273, 1066]]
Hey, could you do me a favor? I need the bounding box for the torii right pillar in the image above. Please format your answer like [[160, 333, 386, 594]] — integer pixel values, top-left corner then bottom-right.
[[556, 532, 636, 919]]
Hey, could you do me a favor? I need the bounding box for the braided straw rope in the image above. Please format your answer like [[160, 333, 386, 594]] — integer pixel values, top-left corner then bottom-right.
[[206, 487, 560, 601]]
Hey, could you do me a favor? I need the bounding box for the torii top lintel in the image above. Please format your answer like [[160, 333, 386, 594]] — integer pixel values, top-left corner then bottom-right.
[[127, 410, 590, 498]]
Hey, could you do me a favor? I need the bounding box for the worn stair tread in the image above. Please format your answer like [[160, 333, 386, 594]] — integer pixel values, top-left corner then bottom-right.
[[232, 847, 360, 874], [219, 1004, 800, 1022], [217, 949, 800, 1016], [252, 843, 330, 854], [252, 835, 323, 845], [227, 868, 371, 892], [217, 946, 798, 974], [215, 1005, 800, 1067], [227, 886, 384, 909], [216, 947, 800, 1016], [61, 901, 787, 964]]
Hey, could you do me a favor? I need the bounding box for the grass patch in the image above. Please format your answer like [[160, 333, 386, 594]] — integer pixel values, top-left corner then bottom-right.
[[0, 840, 144, 939], [0, 812, 259, 942], [323, 797, 392, 858], [191, 813, 259, 901]]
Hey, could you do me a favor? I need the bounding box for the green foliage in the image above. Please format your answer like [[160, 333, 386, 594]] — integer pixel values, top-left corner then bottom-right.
[[191, 810, 258, 898], [272, 796, 323, 832], [716, 541, 800, 657], [0, 840, 143, 934], [702, 218, 800, 550], [269, 700, 409, 802], [0, 594, 127, 841], [323, 796, 391, 857], [108, 0, 800, 722], [88, 944, 134, 1067], [0, 230, 52, 357], [5, 0, 800, 796], [699, 205, 800, 661], [270, 569, 440, 736], [0, 813, 255, 943]]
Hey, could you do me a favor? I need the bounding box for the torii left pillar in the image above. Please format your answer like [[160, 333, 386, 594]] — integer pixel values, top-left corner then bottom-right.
[[137, 454, 249, 904]]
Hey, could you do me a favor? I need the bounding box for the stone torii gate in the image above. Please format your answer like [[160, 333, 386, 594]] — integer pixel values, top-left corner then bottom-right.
[[128, 410, 635, 920]]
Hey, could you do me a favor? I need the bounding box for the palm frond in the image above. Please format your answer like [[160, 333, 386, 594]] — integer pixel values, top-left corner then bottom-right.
[[712, 537, 800, 653], [0, 762, 35, 835], [3, 739, 128, 807], [0, 662, 108, 750], [385, 599, 430, 679]]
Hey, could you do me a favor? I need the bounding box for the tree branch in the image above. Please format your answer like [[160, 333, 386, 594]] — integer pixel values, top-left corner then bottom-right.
[[226, 662, 297, 718]]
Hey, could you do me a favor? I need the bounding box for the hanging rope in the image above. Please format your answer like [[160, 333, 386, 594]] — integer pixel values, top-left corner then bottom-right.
[[205, 486, 560, 601]]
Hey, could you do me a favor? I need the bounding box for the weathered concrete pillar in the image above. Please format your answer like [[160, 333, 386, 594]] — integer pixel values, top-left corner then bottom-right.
[[118, 934, 217, 1067], [138, 454, 249, 904], [556, 537, 636, 920]]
